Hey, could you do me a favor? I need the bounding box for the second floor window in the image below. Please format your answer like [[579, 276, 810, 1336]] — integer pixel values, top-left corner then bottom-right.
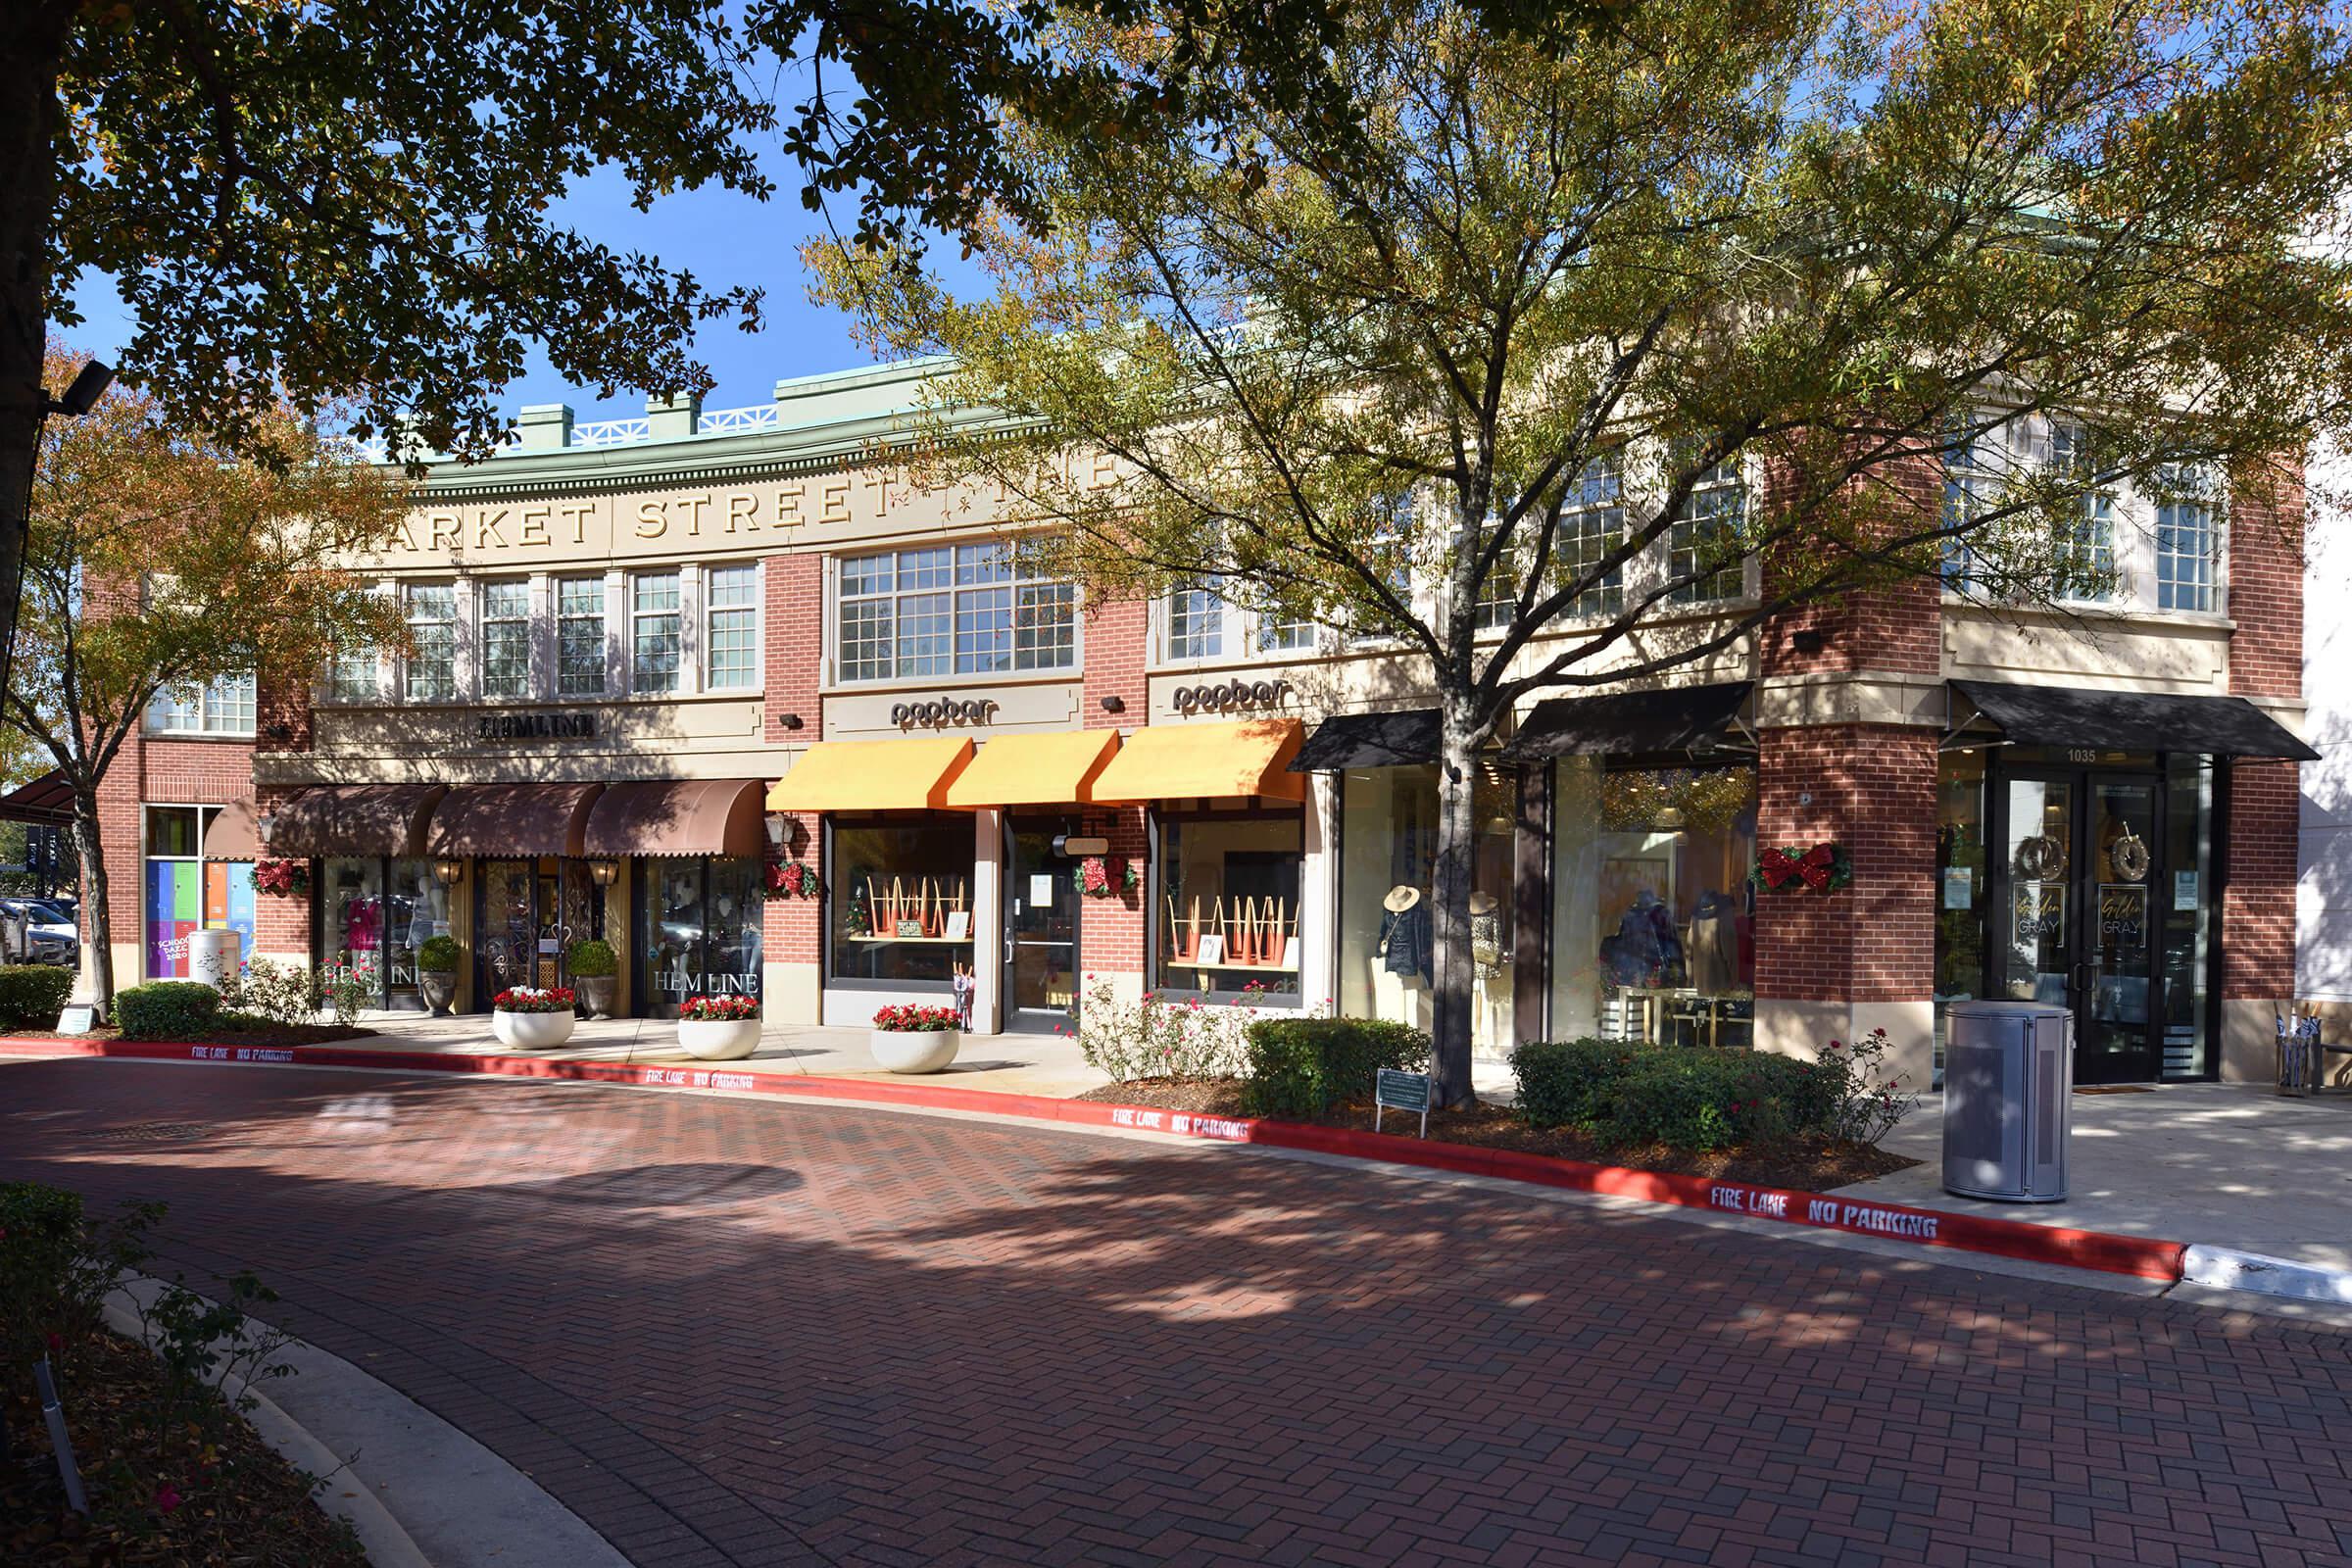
[[707, 564, 759, 690], [148, 671, 257, 734], [1473, 500, 1521, 632], [1169, 582, 1224, 660], [1666, 460, 1747, 605], [1553, 458, 1626, 622], [557, 576, 607, 696], [632, 572, 682, 694], [2155, 466, 2219, 612], [1941, 423, 1995, 595], [480, 580, 531, 698], [328, 642, 378, 704], [2048, 422, 2116, 602], [1256, 608, 1315, 653], [837, 542, 1077, 682], [405, 584, 457, 701]]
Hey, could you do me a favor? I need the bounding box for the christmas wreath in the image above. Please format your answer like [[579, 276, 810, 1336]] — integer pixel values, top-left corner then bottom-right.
[[1750, 842, 1851, 894], [253, 858, 310, 899], [762, 858, 821, 902], [1072, 855, 1139, 899]]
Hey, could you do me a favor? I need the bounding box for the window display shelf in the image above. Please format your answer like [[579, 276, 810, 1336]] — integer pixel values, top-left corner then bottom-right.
[[844, 934, 974, 945], [1166, 958, 1301, 973]]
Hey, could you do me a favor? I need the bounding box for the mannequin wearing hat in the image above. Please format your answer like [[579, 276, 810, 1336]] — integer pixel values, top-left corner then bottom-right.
[[1373, 885, 1434, 1030]]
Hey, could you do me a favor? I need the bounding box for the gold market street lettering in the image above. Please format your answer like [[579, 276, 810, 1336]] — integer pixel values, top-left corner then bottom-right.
[[476, 711, 598, 742]]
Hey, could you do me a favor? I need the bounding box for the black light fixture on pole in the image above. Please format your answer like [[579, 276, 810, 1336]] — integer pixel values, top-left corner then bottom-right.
[[3, 360, 114, 703]]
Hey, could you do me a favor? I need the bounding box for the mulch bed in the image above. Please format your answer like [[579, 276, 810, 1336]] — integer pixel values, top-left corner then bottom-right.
[[3, 1025, 375, 1047], [1, 1326, 369, 1567], [1075, 1078, 1920, 1191]]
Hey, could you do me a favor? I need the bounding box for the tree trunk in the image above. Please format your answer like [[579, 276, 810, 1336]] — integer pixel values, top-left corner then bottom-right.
[[0, 5, 71, 696], [1428, 704, 1484, 1107], [72, 788, 116, 1013]]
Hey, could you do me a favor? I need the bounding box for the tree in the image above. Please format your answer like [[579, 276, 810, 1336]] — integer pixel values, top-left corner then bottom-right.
[[812, 0, 2352, 1103], [4, 344, 408, 1012]]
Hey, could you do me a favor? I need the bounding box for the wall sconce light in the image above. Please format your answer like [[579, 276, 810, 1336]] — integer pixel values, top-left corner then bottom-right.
[[588, 858, 619, 887], [1099, 695, 1125, 713], [764, 815, 787, 850], [432, 856, 466, 885], [777, 712, 805, 731], [256, 812, 276, 846], [1791, 629, 1826, 656], [263, 721, 293, 741]]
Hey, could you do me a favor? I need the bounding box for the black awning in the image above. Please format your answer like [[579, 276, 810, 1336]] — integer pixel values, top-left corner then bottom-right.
[[1949, 680, 2318, 760], [1500, 681, 1753, 762], [0, 769, 74, 826], [1289, 710, 1441, 771]]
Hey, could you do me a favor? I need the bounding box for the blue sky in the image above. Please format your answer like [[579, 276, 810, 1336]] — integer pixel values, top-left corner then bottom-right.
[[65, 141, 973, 428]]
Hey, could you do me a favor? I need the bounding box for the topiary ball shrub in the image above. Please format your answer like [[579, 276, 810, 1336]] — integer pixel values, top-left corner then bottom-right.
[[113, 981, 221, 1040], [565, 938, 617, 978], [0, 964, 74, 1030], [416, 935, 462, 973]]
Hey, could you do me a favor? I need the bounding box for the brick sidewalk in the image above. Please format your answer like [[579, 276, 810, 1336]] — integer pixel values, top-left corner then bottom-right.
[[4, 1057, 2348, 1568]]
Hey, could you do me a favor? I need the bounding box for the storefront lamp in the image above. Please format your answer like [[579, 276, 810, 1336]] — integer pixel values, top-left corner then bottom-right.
[[256, 811, 275, 846], [432, 856, 466, 886], [589, 858, 619, 887], [764, 815, 787, 850]]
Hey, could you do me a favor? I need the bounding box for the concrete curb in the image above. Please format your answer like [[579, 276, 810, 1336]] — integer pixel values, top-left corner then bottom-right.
[[2181, 1245, 2352, 1306], [4, 1033, 2216, 1292], [101, 1277, 631, 1568]]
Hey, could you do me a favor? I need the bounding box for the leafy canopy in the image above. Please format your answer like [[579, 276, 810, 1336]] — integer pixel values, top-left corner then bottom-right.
[[812, 0, 2352, 738]]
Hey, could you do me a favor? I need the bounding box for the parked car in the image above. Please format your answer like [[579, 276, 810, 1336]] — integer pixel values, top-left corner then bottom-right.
[[0, 899, 77, 967]]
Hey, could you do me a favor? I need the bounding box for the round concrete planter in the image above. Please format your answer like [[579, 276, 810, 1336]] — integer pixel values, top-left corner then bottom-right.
[[493, 1008, 576, 1050], [870, 1028, 960, 1074], [574, 974, 617, 1020], [678, 1016, 760, 1060], [416, 971, 459, 1016]]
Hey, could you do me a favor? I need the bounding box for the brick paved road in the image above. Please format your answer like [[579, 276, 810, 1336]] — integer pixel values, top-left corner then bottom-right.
[[4, 1059, 2349, 1568]]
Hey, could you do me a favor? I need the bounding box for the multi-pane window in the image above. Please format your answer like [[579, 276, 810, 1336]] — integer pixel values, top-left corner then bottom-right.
[[328, 641, 379, 703], [1473, 497, 1521, 632], [631, 571, 683, 694], [1941, 422, 1994, 595], [706, 564, 759, 690], [1256, 608, 1315, 653], [147, 672, 257, 734], [1666, 460, 1747, 605], [480, 580, 532, 699], [836, 542, 1077, 681], [1350, 491, 1418, 641], [557, 576, 607, 696], [2048, 422, 2116, 601], [2154, 465, 2219, 612], [1553, 459, 1625, 621], [1168, 583, 1225, 660], [404, 583, 457, 700]]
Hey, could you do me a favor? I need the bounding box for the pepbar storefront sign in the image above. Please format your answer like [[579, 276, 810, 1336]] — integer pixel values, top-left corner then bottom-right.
[[475, 711, 599, 742]]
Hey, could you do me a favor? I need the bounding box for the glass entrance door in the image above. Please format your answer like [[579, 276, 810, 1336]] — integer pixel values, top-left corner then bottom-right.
[[1004, 820, 1080, 1032], [474, 858, 597, 1008], [1997, 769, 2161, 1084]]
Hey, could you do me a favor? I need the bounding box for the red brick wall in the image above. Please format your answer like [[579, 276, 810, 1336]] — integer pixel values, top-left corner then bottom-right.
[[1082, 598, 1147, 728], [1752, 724, 1937, 1004], [1077, 806, 1150, 982], [2220, 452, 2305, 1003], [762, 554, 825, 971], [1759, 448, 1942, 678]]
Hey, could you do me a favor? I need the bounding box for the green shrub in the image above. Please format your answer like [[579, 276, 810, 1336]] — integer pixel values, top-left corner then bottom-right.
[[565, 938, 616, 977], [0, 963, 73, 1029], [114, 980, 221, 1040], [1242, 1016, 1430, 1119], [0, 1181, 161, 1371], [417, 935, 462, 972], [1510, 1037, 1648, 1129], [218, 956, 316, 1025]]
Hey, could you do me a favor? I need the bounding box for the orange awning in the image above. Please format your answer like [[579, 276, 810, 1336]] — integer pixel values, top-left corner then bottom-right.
[[1088, 718, 1306, 804], [764, 736, 975, 812], [942, 730, 1120, 808]]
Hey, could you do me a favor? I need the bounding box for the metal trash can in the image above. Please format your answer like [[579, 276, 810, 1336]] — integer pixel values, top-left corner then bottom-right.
[[1941, 1001, 2072, 1202]]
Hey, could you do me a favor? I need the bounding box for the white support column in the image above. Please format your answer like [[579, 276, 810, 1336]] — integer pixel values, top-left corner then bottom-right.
[[680, 564, 705, 694], [529, 572, 554, 700], [970, 808, 1005, 1034], [605, 568, 627, 697], [1300, 770, 1339, 1011]]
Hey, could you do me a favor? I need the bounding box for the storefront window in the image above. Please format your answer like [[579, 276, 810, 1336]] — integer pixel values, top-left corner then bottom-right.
[[1936, 751, 1989, 1079], [1154, 807, 1303, 1002], [143, 806, 255, 979], [829, 818, 975, 987], [637, 857, 764, 1016], [1338, 764, 1515, 1053], [384, 861, 449, 999], [2162, 756, 2214, 1077], [1550, 761, 1755, 1048], [323, 857, 444, 1006]]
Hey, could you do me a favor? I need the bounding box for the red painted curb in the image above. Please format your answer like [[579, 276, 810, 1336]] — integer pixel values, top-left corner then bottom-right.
[[0, 1036, 2189, 1283]]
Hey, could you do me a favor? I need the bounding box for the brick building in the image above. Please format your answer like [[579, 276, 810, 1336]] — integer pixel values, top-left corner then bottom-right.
[[75, 362, 2314, 1086]]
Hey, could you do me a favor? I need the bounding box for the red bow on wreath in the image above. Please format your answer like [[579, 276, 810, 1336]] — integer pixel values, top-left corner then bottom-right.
[[1754, 842, 1849, 894]]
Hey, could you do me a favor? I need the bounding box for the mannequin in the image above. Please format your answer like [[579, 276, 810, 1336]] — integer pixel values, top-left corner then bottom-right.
[[1373, 886, 1433, 1029], [1468, 890, 1507, 1054]]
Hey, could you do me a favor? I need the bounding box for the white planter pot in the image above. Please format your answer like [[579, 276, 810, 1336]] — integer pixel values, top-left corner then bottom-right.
[[678, 1015, 761, 1061], [870, 1028, 960, 1074], [493, 1008, 576, 1050]]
